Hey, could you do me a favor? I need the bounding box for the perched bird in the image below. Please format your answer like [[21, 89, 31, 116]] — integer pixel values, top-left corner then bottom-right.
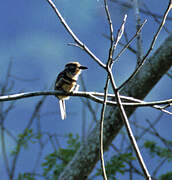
[[54, 62, 88, 120]]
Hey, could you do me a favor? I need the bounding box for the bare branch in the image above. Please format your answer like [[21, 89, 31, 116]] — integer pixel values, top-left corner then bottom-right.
[[110, 0, 172, 21], [0, 91, 171, 114], [108, 66, 152, 179], [56, 31, 172, 180], [99, 77, 109, 180], [46, 0, 106, 69], [142, 3, 171, 34], [118, 0, 172, 90], [146, 119, 172, 152], [132, 0, 143, 66], [10, 96, 46, 179], [113, 14, 127, 51]]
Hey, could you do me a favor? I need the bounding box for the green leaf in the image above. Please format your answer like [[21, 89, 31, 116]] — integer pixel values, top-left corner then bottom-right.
[[159, 171, 172, 180], [96, 153, 136, 179], [15, 173, 36, 180], [144, 140, 172, 161], [41, 133, 80, 178]]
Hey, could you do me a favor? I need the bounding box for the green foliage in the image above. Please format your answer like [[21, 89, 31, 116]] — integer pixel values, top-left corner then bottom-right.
[[96, 153, 136, 179], [10, 128, 42, 156], [11, 131, 172, 180], [159, 171, 172, 180], [10, 130, 80, 179], [15, 173, 36, 180], [42, 133, 80, 179], [11, 129, 34, 156], [144, 141, 172, 161]]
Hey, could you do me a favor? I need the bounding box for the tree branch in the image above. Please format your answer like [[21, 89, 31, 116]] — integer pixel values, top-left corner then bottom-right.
[[46, 0, 106, 69], [0, 91, 171, 113], [118, 0, 172, 90], [58, 35, 172, 179]]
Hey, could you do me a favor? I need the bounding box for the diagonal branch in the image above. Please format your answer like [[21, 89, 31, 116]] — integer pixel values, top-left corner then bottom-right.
[[118, 0, 172, 90], [107, 66, 151, 179], [58, 35, 172, 179], [46, 0, 106, 69]]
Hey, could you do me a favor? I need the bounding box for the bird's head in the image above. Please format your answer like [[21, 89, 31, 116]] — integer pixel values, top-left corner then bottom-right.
[[65, 62, 88, 77]]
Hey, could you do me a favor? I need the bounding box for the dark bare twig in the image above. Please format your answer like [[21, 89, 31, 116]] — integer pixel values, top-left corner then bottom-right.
[[133, 112, 164, 141], [132, 0, 143, 66], [131, 112, 170, 178], [118, 0, 172, 90], [0, 61, 16, 180], [110, 0, 172, 21], [10, 96, 46, 179], [152, 158, 167, 177], [146, 119, 172, 152], [143, 3, 171, 34], [32, 114, 45, 173]]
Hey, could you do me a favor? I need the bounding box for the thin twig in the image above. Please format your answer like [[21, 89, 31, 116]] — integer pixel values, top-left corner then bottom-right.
[[143, 3, 171, 34], [152, 158, 167, 177], [101, 1, 130, 178], [102, 33, 137, 54], [0, 91, 171, 111], [99, 0, 115, 178], [100, 77, 109, 180], [104, 0, 114, 65], [10, 96, 46, 179], [108, 67, 152, 179], [103, 10, 152, 175], [146, 119, 172, 152], [118, 0, 172, 90], [110, 0, 172, 21], [0, 61, 15, 180], [32, 114, 44, 173], [132, 112, 164, 142], [114, 19, 147, 61], [46, 0, 106, 69], [132, 0, 143, 66], [113, 14, 127, 54]]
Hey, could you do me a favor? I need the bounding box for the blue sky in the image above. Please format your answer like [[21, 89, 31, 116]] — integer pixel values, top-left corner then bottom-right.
[[0, 0, 172, 179]]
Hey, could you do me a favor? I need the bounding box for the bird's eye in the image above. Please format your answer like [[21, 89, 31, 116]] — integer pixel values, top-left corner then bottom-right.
[[69, 67, 76, 73]]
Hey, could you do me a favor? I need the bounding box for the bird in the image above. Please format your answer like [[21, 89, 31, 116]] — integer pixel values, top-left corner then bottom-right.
[[54, 62, 88, 120]]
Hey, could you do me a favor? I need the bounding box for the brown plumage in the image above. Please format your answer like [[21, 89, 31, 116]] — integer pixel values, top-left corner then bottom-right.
[[54, 62, 87, 120]]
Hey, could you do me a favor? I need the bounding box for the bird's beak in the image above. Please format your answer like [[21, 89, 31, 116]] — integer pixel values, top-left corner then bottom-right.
[[79, 66, 88, 70]]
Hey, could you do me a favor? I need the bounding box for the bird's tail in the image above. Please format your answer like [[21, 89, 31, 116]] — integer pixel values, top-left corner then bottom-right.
[[59, 99, 66, 120]]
